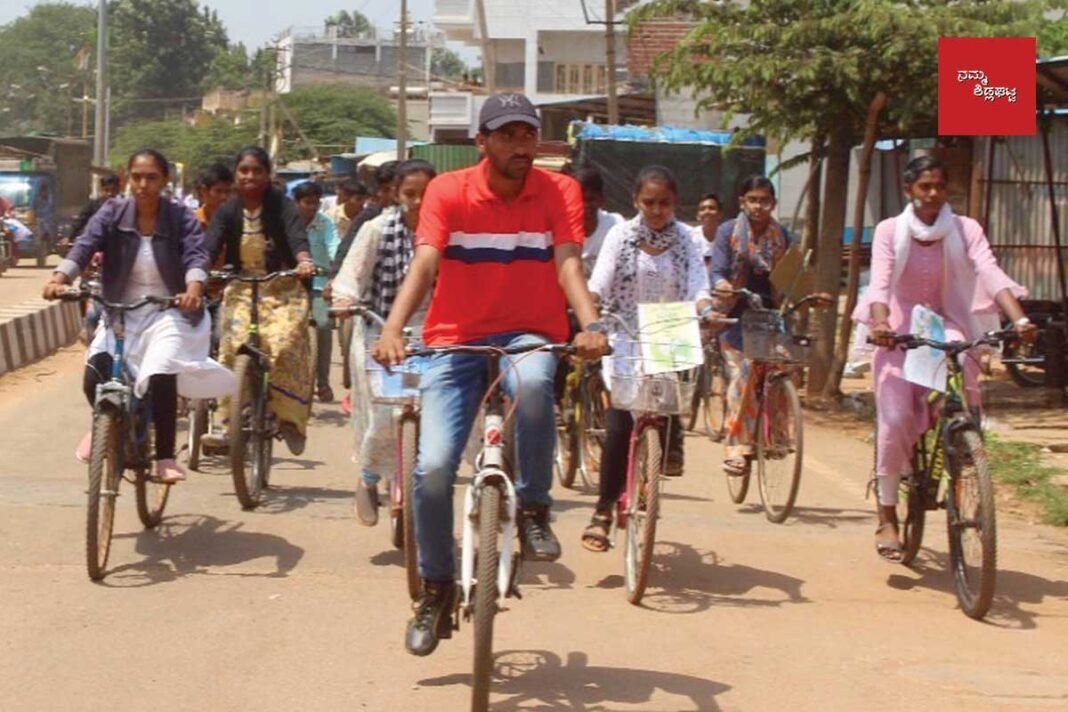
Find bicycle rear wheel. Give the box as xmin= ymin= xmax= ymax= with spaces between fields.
xmin=946 ymin=428 xmax=997 ymax=619
xmin=230 ymin=354 xmax=265 ymax=510
xmin=186 ymin=399 xmax=208 ymax=471
xmin=686 ymin=364 xmax=709 ymax=432
xmin=339 ymin=318 xmax=354 ymax=390
xmin=86 ymin=411 xmax=121 ymax=581
xmin=704 ymin=357 xmax=728 ymax=442
xmin=756 ymin=376 xmax=803 ymax=523
xmin=558 ymin=398 xmax=581 ymax=489
xmin=472 ymin=483 xmax=501 ymax=711
xmin=624 ymin=425 xmax=661 ymax=605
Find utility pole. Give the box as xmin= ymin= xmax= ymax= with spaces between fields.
xmin=92 ymin=0 xmax=108 ymax=180
xmin=475 ymin=0 xmax=494 ymax=92
xmin=396 ymin=0 xmax=408 ymax=160
xmin=604 ymin=0 xmax=619 ymax=125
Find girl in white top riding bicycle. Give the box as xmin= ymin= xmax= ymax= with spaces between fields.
xmin=582 ymin=165 xmax=713 ymax=552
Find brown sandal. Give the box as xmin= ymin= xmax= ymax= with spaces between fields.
xmin=581 ymin=511 xmax=613 ymax=553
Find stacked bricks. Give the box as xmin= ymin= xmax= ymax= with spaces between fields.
xmin=0 ymin=299 xmax=82 ymax=376
xmin=627 ymin=20 xmax=696 ymax=77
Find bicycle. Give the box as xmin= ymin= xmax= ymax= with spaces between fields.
xmin=555 ymin=358 xmax=609 ymax=490
xmin=59 ymin=288 xmax=181 ymax=580
xmin=330 ymin=304 xmax=423 ymax=601
xmin=875 ymin=327 xmax=1014 ymax=620
xmin=185 ymin=292 xmax=223 ymax=471
xmin=403 ymin=340 xmax=573 ymax=712
xmin=687 ymin=337 xmax=728 ymax=440
xmin=600 ymin=309 xmax=711 ymax=605
xmin=214 ymin=267 xmax=311 ymax=510
xmin=715 ymin=288 xmax=829 ymax=522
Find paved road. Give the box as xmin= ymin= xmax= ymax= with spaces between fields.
xmin=0 ymin=257 xmax=60 ymax=306
xmin=2 ymin=348 xmax=1067 ymax=711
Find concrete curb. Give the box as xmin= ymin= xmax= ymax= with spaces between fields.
xmin=0 ymin=299 xmax=81 ymax=376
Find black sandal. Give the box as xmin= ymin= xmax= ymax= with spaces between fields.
xmin=581 ymin=512 xmax=613 ymax=553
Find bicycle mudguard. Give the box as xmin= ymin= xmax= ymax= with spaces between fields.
xmin=460 ymin=467 xmax=518 ymax=613
xmin=93 ymin=381 xmax=129 ymax=412
xmin=237 ymin=342 xmax=271 ymax=370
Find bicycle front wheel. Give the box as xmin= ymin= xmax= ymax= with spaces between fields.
xmin=472 ymin=483 xmax=501 ymax=711
xmin=340 ymin=318 xmax=354 ymax=390
xmin=704 ymin=357 xmax=728 ymax=442
xmin=87 ymin=411 xmax=121 ymax=581
xmin=624 ymin=425 xmax=661 ymax=605
xmin=756 ymin=376 xmax=803 ymax=523
xmin=558 ymin=399 xmax=581 ymax=489
xmin=399 ymin=416 xmax=420 ymax=601
xmin=186 ymin=398 xmax=208 ymax=471
xmin=946 ymin=428 xmax=997 ymax=619
xmin=230 ymin=354 xmax=264 ymax=510
xmin=582 ymin=372 xmax=608 ymax=489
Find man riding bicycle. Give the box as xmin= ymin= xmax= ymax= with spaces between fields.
xmin=373 ymin=93 xmax=608 ymax=657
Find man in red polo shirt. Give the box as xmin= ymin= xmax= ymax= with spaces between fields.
xmin=374 ymin=93 xmax=608 ymax=656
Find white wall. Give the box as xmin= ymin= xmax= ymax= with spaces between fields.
xmin=538 ymin=30 xmax=625 ymax=65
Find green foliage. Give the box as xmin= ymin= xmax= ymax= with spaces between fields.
xmin=633 ymin=0 xmax=1053 ymax=147
xmin=431 ymin=48 xmax=469 ymax=81
xmin=986 ymin=436 xmax=1068 ymax=527
xmin=110 ymin=115 xmax=257 ymax=180
xmin=204 ymin=43 xmax=259 ymax=91
xmin=279 ymin=85 xmax=396 ymax=160
xmin=324 ymin=9 xmax=376 ymax=39
xmin=0 ymin=3 xmax=97 ymax=135
xmin=109 ymin=0 xmax=229 ymax=122
xmin=1039 ymin=1 xmax=1068 ymax=57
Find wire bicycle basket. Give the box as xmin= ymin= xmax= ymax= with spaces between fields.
xmin=741 ymin=310 xmax=813 ymax=364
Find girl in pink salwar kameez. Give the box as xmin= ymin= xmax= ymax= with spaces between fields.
xmin=852 ymin=155 xmax=1036 ymax=561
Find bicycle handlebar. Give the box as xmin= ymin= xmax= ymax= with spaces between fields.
xmin=600 ymin=310 xmax=736 ymax=340
xmin=58 ymin=288 xmax=176 ymax=312
xmin=887 ymin=327 xmax=1018 ymax=355
xmin=327 ymin=304 xmax=387 ymax=327
xmin=405 ymin=342 xmax=576 ymax=359
xmin=711 ymin=287 xmax=833 ymax=317
xmin=209 ymin=265 xmax=326 ymax=284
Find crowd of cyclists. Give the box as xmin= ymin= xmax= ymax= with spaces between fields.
xmin=42 ymin=91 xmax=1037 ymax=655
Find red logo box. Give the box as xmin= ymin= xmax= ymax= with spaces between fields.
xmin=938 ymin=37 xmax=1035 ymax=136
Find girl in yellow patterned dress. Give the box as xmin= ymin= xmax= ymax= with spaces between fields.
xmin=205 ymin=146 xmax=317 ymax=455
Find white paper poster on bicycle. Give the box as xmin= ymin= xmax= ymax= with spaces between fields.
xmin=904 ymin=304 xmax=948 ymax=391
xmin=636 ymin=301 xmax=703 ymax=374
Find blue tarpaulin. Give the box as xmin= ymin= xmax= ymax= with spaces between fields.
xmin=572 ymin=122 xmax=765 ymax=148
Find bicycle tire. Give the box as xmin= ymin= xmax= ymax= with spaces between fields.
xmin=86 ymin=411 xmax=121 ymax=581
xmin=704 ymin=359 xmax=728 ymax=442
xmin=1002 ymin=338 xmax=1045 ymax=389
xmin=340 ymin=318 xmax=354 ymax=390
xmin=471 ymin=483 xmax=501 ymax=711
xmin=686 ymin=364 xmax=708 ymax=432
xmin=230 ymin=354 xmax=263 ymax=510
xmin=726 ymin=466 xmax=751 ymax=504
xmin=401 ymin=417 xmax=420 ymax=601
xmin=946 ymin=428 xmax=997 ymax=620
xmin=582 ymin=372 xmax=608 ymax=488
xmin=756 ymin=377 xmax=803 ymax=523
xmin=624 ymin=425 xmax=661 ymax=605
xmin=559 ymin=399 xmax=581 ymax=489
xmin=897 ymin=440 xmax=928 ymax=565
xmin=186 ymin=399 xmax=208 ymax=471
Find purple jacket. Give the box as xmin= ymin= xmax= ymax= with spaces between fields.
xmin=57 ymin=197 xmax=209 ymax=324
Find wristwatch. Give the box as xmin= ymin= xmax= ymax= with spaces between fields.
xmin=585 ymin=321 xmax=608 ymax=334
xmin=1015 ymin=317 xmax=1033 ymax=328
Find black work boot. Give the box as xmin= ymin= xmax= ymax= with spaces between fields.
xmin=519 ymin=506 xmax=562 ymax=562
xmin=405 ymin=579 xmax=456 ymax=657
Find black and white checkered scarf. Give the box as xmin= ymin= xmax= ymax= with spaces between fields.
xmin=369 ymin=208 xmax=414 ymax=317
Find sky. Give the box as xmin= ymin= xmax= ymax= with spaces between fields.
xmin=0 ymin=0 xmax=474 ymax=55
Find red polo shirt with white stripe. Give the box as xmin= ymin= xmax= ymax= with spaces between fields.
xmin=416 ymin=159 xmax=584 ymax=345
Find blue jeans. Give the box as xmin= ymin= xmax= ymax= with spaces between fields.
xmin=414 ymin=332 xmax=557 ymax=582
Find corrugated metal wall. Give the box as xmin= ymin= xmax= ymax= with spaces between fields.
xmin=409 ymin=144 xmax=480 ymax=174
xmin=979 ymin=120 xmax=1068 ymax=301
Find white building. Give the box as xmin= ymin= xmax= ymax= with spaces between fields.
xmin=429 ymin=0 xmax=631 ymax=141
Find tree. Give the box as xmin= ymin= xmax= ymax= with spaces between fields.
xmin=635 ymin=0 xmax=1052 ymax=397
xmin=431 ymin=48 xmax=469 ymax=81
xmin=0 ymin=3 xmax=97 ymax=136
xmin=109 ymin=0 xmax=229 ymax=122
xmin=324 ymin=10 xmax=376 ymax=39
xmin=276 ymin=85 xmax=396 ymax=162
xmin=110 ymin=115 xmax=257 ymax=179
xmin=204 ymin=43 xmax=258 ymax=91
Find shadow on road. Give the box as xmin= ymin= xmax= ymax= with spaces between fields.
xmin=886 ymin=550 xmax=1068 ymax=630
xmin=254 ymin=484 xmax=353 ymax=514
xmin=763 ymin=505 xmax=873 ymax=529
xmin=311 ymin=408 xmax=349 ymax=428
xmin=593 ymin=541 xmax=809 ymax=614
xmin=419 ymin=649 xmax=729 ymax=711
xmin=104 ymin=514 xmax=304 ymax=586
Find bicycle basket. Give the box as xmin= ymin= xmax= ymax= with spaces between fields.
xmin=364 ymin=351 xmax=424 ymax=405
xmin=742 ymin=310 xmax=813 ymax=364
